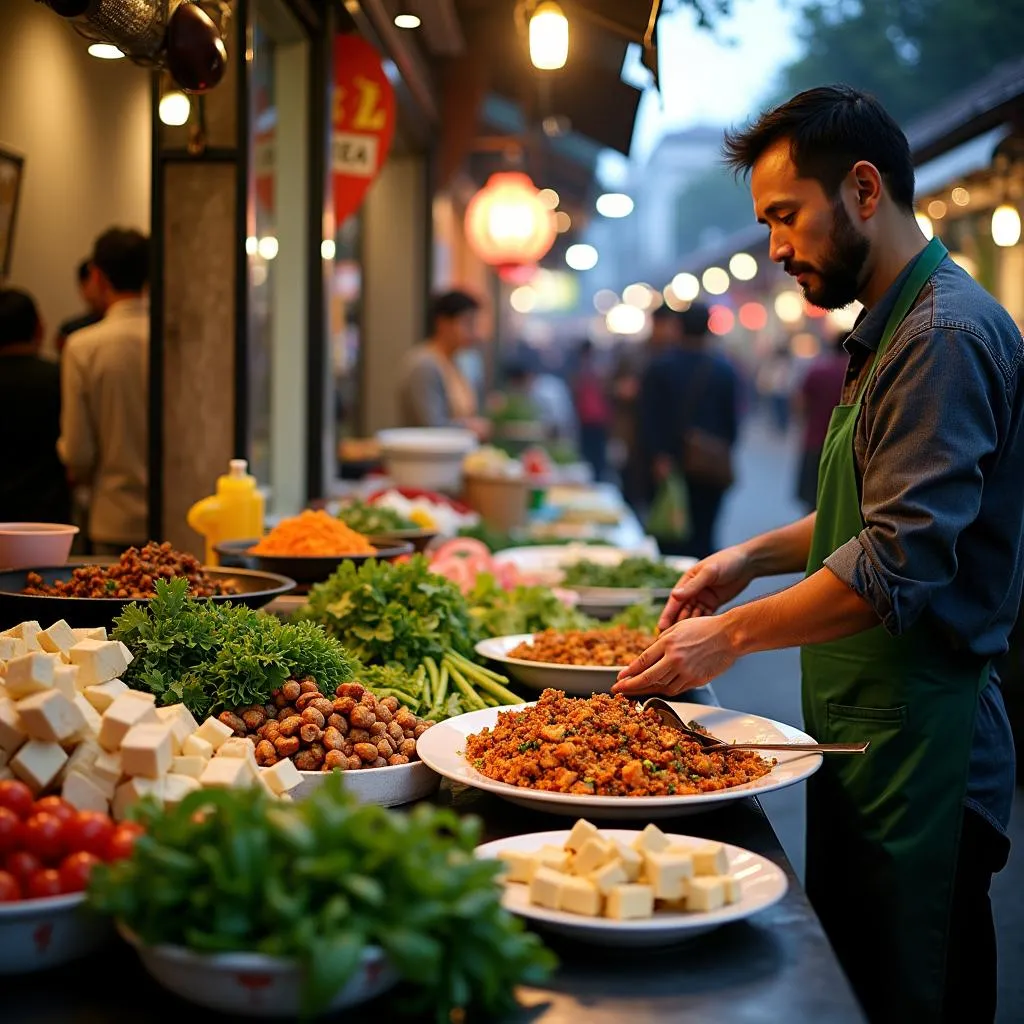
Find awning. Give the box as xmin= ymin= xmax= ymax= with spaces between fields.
xmin=914 ymin=126 xmax=1010 ymax=197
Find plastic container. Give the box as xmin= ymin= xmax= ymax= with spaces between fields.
xmin=376 ymin=428 xmax=478 ymax=493
xmin=186 ymin=460 xmax=265 ymax=566
xmin=0 ymin=523 xmax=79 ymax=570
xmin=462 ymin=473 xmax=530 ymax=534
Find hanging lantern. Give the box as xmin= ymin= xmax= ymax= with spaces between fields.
xmin=464 ymin=172 xmax=557 ymax=270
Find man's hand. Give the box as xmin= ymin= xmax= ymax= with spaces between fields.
xmin=612 ymin=616 xmax=738 ymax=696
xmin=659 ymin=545 xmax=754 ymax=630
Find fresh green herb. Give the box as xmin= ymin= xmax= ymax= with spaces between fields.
xmin=518 ymin=740 xmax=540 ymax=753
xmin=335 ymin=500 xmax=416 ymax=536
xmin=607 ymin=602 xmax=662 ymax=633
xmin=467 ymin=573 xmax=594 ymax=636
xmin=87 ymin=777 xmax=555 ymax=1020
xmin=667 ymin=784 xmax=677 ymax=794
xmin=562 ymin=557 xmax=681 ymax=590
xmin=112 ymin=578 xmax=353 ymax=719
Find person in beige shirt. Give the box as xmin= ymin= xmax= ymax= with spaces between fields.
xmin=58 ymin=228 xmax=150 ymax=552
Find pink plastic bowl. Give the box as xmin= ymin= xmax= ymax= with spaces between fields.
xmin=0 ymin=523 xmax=79 ymax=570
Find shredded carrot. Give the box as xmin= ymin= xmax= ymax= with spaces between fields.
xmin=250 ymin=509 xmax=377 ymax=557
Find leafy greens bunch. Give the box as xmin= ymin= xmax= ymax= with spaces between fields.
xmin=112 ymin=577 xmax=353 ymax=720
xmin=467 ymin=574 xmax=594 ymax=637
xmin=87 ymin=777 xmax=555 ymax=1020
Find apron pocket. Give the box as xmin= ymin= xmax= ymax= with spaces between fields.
xmin=827 ymin=702 xmax=907 ymax=726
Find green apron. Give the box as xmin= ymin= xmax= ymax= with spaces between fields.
xmin=800 ymin=237 xmax=989 ymax=1023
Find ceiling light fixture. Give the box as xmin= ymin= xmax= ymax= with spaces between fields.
xmin=595 ymin=193 xmax=634 ymax=218
xmin=394 ymin=14 xmax=421 ymax=29
xmin=87 ymin=43 xmax=124 ymax=59
xmin=158 ymin=89 xmax=191 ymax=126
xmin=991 ymin=204 xmax=1021 ymax=248
xmin=529 ymin=2 xmax=569 ymax=70
xmin=565 ymin=243 xmax=598 ymax=271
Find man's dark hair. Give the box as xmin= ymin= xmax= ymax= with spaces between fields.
xmin=722 ymin=85 xmax=915 ymax=212
xmin=430 ymin=290 xmax=479 ymax=332
xmin=91 ymin=228 xmax=150 ymax=292
xmin=0 ymin=289 xmax=41 ymax=348
xmin=680 ymin=301 xmax=711 ymax=338
xmin=76 ymin=259 xmax=91 ymax=284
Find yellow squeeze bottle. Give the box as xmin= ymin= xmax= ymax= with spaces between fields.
xmin=186 ymin=459 xmax=265 ymax=565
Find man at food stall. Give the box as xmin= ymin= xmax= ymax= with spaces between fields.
xmin=614 ymin=86 xmax=1019 ymax=1024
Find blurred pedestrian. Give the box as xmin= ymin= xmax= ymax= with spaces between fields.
xmin=54 ymin=259 xmax=104 ymax=356
xmin=573 ymin=340 xmax=611 ymax=481
xmin=0 ymin=289 xmax=72 ymax=525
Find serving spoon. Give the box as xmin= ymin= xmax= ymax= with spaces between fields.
xmin=640 ymin=697 xmax=869 ymax=754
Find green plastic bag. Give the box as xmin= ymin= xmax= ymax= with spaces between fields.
xmin=646 ymin=470 xmax=692 ymax=542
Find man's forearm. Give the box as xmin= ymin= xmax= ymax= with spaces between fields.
xmin=723 ymin=565 xmax=880 ymax=656
xmin=738 ymin=513 xmax=817 ymax=578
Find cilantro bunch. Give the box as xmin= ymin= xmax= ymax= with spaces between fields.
xmin=112 ymin=578 xmax=353 ymax=719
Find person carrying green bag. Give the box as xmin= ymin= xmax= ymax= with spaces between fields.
xmin=614 ymin=86 xmax=1018 ymax=1024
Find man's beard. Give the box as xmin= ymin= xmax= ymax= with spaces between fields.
xmin=787 ymin=200 xmax=870 ymax=310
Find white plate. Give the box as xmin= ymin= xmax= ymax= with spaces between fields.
xmin=0 ymin=892 xmax=111 ymax=975
xmin=415 ymin=702 xmax=823 ymax=819
xmin=292 ymin=758 xmax=440 ymax=806
xmin=475 ymin=634 xmax=628 ymax=695
xmin=474 ymin=829 xmax=788 ymax=946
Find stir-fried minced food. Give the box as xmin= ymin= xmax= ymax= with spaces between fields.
xmin=463 ymin=689 xmax=775 ymax=797
xmin=508 ymin=627 xmax=655 ymax=667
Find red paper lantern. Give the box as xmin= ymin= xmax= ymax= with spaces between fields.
xmin=464 ymin=172 xmax=557 ymax=270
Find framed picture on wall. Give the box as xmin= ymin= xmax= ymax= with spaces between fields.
xmin=0 ymin=147 xmax=25 ymax=284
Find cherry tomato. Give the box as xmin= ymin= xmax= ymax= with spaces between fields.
xmin=58 ymin=851 xmax=101 ymax=893
xmin=32 ymin=796 xmax=77 ymax=825
xmin=0 ymin=806 xmax=20 ymax=855
xmin=0 ymin=780 xmax=34 ymax=820
xmin=26 ymin=868 xmax=63 ymax=900
xmin=5 ymin=850 xmax=42 ymax=886
xmin=106 ymin=823 xmax=143 ymax=862
xmin=0 ymin=870 xmax=20 ymax=902
xmin=66 ymin=811 xmax=116 ymax=858
xmin=20 ymin=813 xmax=66 ymax=864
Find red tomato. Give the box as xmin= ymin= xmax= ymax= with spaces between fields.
xmin=66 ymin=811 xmax=116 ymax=858
xmin=26 ymin=868 xmax=63 ymax=900
xmin=20 ymin=813 xmax=66 ymax=864
xmin=0 ymin=870 xmax=20 ymax=902
xmin=5 ymin=850 xmax=42 ymax=886
xmin=32 ymin=796 xmax=77 ymax=825
xmin=0 ymin=780 xmax=34 ymax=820
xmin=58 ymin=851 xmax=101 ymax=893
xmin=0 ymin=806 xmax=20 ymax=855
xmin=106 ymin=824 xmax=143 ymax=862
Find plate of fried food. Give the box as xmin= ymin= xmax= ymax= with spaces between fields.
xmin=475 ymin=628 xmax=658 ymax=695
xmin=415 ymin=689 xmax=822 ymax=818
xmin=475 ymin=820 xmax=787 ymax=945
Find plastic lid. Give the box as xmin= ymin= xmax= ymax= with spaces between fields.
xmin=229 ymin=459 xmax=248 ymax=477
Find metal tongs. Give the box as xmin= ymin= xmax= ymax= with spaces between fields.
xmin=640 ymin=697 xmax=869 ymax=754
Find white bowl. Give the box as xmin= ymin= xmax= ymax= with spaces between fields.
xmin=292 ymin=759 xmax=440 ymax=806
xmin=376 ymin=428 xmax=478 ymax=492
xmin=476 ymin=634 xmax=626 ymax=695
xmin=0 ymin=523 xmax=79 ymax=570
xmin=119 ymin=924 xmax=396 ymax=1016
xmin=0 ymin=892 xmax=111 ymax=974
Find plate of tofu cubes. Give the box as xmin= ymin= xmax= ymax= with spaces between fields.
xmin=475 ymin=819 xmax=787 ymax=946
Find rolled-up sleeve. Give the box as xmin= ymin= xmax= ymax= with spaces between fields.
xmin=823 ymin=326 xmax=1004 ymax=635
xmin=57 ymin=345 xmax=97 ymax=480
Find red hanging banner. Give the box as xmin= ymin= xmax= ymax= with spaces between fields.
xmin=332 ymin=34 xmax=396 ymax=223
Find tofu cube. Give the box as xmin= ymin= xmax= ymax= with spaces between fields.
xmin=91 ymin=750 xmax=123 ymax=789
xmin=574 ymin=837 xmax=615 ymax=877
xmin=72 ymin=627 xmax=107 ymax=642
xmin=68 ymin=639 xmax=129 ymax=687
xmin=605 ymin=884 xmax=655 ymax=920
xmin=199 ymin=756 xmax=255 ymax=789
xmin=259 ymin=757 xmax=302 ymax=796
xmin=633 ymin=823 xmax=671 ymax=855
xmin=122 ymin=690 xmax=156 ymax=705
xmin=112 ymin=776 xmax=164 ymax=821
xmin=62 ymin=771 xmax=111 ymax=813
xmin=163 ymin=772 xmax=201 ymax=808
xmin=181 ymin=733 xmax=213 ymax=760
xmin=565 ymin=818 xmax=600 ymax=852
xmin=116 ymin=641 xmax=134 ymax=667
xmin=590 ymin=859 xmax=629 ymax=895
xmin=686 ymin=876 xmax=726 ymax=912
xmin=528 ymin=866 xmax=567 ymax=910
xmin=72 ymin=694 xmax=103 ymax=738
xmin=611 ymin=841 xmax=644 ymax=882
xmin=720 ymin=875 xmax=742 ymax=905
xmin=497 ymin=849 xmax=539 ymax=884
xmin=63 ymin=737 xmax=102 ymax=775
xmin=194 ymin=717 xmax=233 ymax=751
xmin=535 ymin=844 xmax=572 ymax=873
xmin=643 ymin=849 xmax=694 ymax=901
xmin=52 ymin=665 xmax=80 ymax=700
xmin=83 ymin=679 xmax=128 ymax=713
xmin=98 ymin=694 xmax=159 ymax=752
xmin=120 ymin=723 xmax=173 ymax=779
xmin=10 ymin=740 xmax=68 ymax=794
xmin=155 ymin=705 xmax=199 ymax=754
xmin=4 ymin=622 xmax=42 ymax=650
xmin=0 ymin=697 xmax=26 ymax=752
xmin=692 ymin=842 xmax=729 ymax=877
xmin=16 ymin=689 xmax=87 ymax=744
xmin=0 ymin=636 xmax=27 ymax=663
xmin=170 ymin=755 xmax=207 ymax=779
xmin=216 ymin=737 xmax=255 ymax=759
xmin=3 ymin=652 xmax=55 ymax=699
xmin=38 ymin=620 xmax=77 ymax=658
xmin=559 ymin=876 xmax=602 ymax=917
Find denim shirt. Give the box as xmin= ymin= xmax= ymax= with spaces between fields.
xmin=823 ymin=252 xmax=1022 ymax=836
